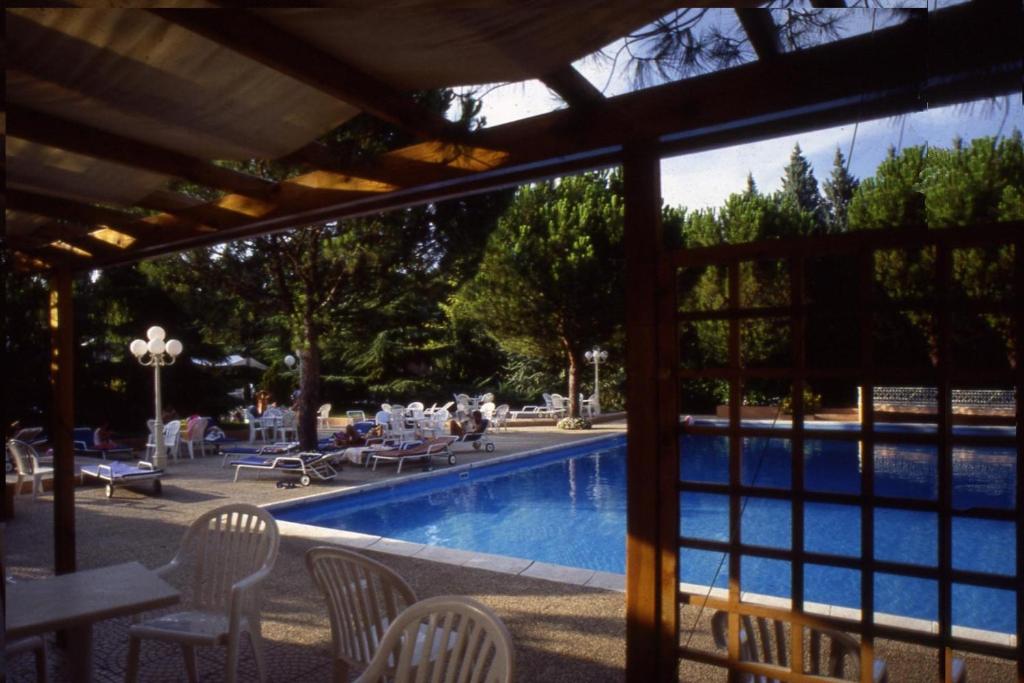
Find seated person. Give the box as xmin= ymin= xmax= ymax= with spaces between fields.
xmin=332 ymin=424 xmax=367 ymax=447
xmin=450 ymin=410 xmax=485 ymax=437
xmin=94 ymin=421 xmax=120 ymax=450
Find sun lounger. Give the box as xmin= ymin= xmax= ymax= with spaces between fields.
xmin=80 ymin=461 xmax=164 ymax=497
xmin=370 ymin=437 xmax=458 ymax=473
xmin=219 ymin=441 xmax=299 ymax=467
xmin=452 ymin=419 xmax=495 ymax=453
xmin=230 ymin=451 xmax=339 ymax=486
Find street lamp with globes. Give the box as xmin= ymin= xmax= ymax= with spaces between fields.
xmin=130 ymin=326 xmax=183 ymax=468
xmin=584 ymin=347 xmax=608 ymax=416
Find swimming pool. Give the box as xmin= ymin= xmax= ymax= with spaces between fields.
xmin=273 ymin=430 xmax=1017 ymax=635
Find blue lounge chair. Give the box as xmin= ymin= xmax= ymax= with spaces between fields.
xmin=80 ymin=461 xmax=164 ymax=497
xmin=219 ymin=441 xmax=299 ymax=468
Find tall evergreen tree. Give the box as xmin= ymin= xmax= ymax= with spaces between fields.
xmin=821 ymin=147 xmax=859 ymax=234
xmin=779 ymin=143 xmax=824 ymax=232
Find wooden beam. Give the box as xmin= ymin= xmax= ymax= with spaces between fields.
xmin=540 ymin=65 xmax=605 ymax=108
xmin=623 ymin=142 xmax=673 ymax=681
xmin=49 ymin=269 xmax=76 ymax=575
xmin=7 ymin=189 xmax=146 ymax=237
xmin=6 ymin=104 xmax=277 ymax=200
xmin=151 ymin=9 xmax=462 ymax=142
xmin=7 ymin=188 xmax=207 ymax=242
xmin=735 ymin=8 xmax=782 ymax=60
xmin=283 ymin=141 xmax=475 ymax=187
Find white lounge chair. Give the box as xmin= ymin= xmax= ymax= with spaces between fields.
xmin=126 ymin=504 xmax=279 ymax=683
xmin=370 ymin=437 xmax=457 ymax=473
xmin=230 ymin=451 xmax=339 ymax=486
xmin=353 ymin=595 xmax=515 ymax=683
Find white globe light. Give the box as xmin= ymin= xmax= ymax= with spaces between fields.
xmin=146 ymin=326 xmax=166 ymax=342
xmin=585 ymin=350 xmax=594 ymax=361
xmin=165 ymin=339 xmax=183 ymax=357
xmin=284 ymin=354 xmax=296 ymax=368
xmin=599 ymin=351 xmax=608 ymax=361
xmin=148 ymin=338 xmax=166 ymax=355
xmin=130 ymin=339 xmax=147 ymax=357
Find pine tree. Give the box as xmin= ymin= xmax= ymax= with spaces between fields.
xmin=779 ymin=143 xmax=824 ymax=233
xmin=822 ymin=147 xmax=859 ymax=234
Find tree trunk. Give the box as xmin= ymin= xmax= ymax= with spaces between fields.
xmin=297 ymin=313 xmax=321 ymax=450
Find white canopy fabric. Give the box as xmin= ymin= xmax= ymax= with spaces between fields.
xmin=191 ymin=355 xmax=268 ymax=370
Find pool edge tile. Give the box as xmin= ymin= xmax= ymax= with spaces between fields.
xmin=368 ymin=537 xmax=426 ymax=557
xmin=413 ymin=545 xmax=480 ymax=566
xmin=585 ymin=571 xmax=626 ymax=592
xmin=462 ymin=552 xmax=534 ymax=575
xmin=521 ymin=562 xmax=596 ymax=586
xmin=277 ymin=520 xmax=381 ymax=548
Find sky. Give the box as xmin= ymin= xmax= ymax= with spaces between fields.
xmin=460 ymin=5 xmax=1021 ymax=212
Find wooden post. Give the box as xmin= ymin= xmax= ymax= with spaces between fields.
xmin=623 ymin=142 xmax=677 ymax=681
xmin=49 ymin=269 xmax=76 ymax=575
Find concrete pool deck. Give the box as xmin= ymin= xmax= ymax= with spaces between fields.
xmin=4 ymin=420 xmax=1017 ymax=681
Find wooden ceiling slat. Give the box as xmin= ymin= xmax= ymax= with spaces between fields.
xmin=283 ymin=141 xmax=475 ymax=186
xmin=150 ymin=8 xmax=462 ymax=143
xmin=7 ymin=189 xmax=147 ymax=237
xmin=541 ymin=65 xmax=605 ymax=108
xmin=6 ymin=104 xmax=277 ymax=200
xmin=735 ymin=9 xmax=782 ymax=60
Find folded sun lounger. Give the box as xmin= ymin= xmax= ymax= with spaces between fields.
xmin=80 ymin=461 xmax=164 ymax=497
xmin=230 ymin=451 xmax=339 ymax=486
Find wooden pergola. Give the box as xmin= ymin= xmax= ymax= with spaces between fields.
xmin=4 ymin=4 xmax=1021 ymax=681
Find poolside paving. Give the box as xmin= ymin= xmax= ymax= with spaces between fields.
xmin=4 ymin=420 xmax=1017 ymax=681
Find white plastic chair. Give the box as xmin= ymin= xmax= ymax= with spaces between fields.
xmin=145 ymin=421 xmax=181 ymax=461
xmin=346 ymin=409 xmax=367 ymax=423
xmin=245 ymin=407 xmax=267 ymax=443
xmin=710 ymin=610 xmax=896 ymax=683
xmin=579 ymin=393 xmax=599 ymax=418
xmin=183 ymin=416 xmax=209 ymax=459
xmin=317 ymin=403 xmax=332 ymax=430
xmin=274 ymin=410 xmax=298 ymax=442
xmin=126 ymin=504 xmax=280 ymax=683
xmin=353 ymin=595 xmax=515 ymax=683
xmin=305 ymin=545 xmax=417 ymax=682
xmin=6 ymin=439 xmax=54 ymax=501
xmin=492 ymin=404 xmax=511 ymax=432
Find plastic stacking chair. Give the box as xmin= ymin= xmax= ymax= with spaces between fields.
xmin=317 ymin=403 xmax=333 ymax=430
xmin=6 ymin=439 xmax=55 ymax=501
xmin=306 ymin=546 xmax=418 ymax=682
xmin=711 ymin=610 xmax=892 ymax=683
xmin=126 ymin=504 xmax=280 ymax=683
xmin=352 ymin=595 xmax=515 ymax=683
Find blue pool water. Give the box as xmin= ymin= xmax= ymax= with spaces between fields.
xmin=274 ymin=432 xmax=1017 ymax=634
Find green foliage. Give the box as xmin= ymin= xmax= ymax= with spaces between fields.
xmin=779 ymin=143 xmax=825 ymax=231
xmin=454 ymin=171 xmax=626 ymax=415
xmin=822 ymin=147 xmax=859 ymax=233
xmin=779 ymin=388 xmax=823 ymax=415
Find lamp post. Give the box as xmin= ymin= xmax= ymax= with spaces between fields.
xmin=584 ymin=347 xmax=608 ymax=416
xmin=130 ymin=326 xmax=183 ymax=468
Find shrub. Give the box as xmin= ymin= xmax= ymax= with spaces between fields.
xmin=557 ymin=417 xmax=592 ymax=430
xmin=779 ymin=387 xmax=823 ymax=415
